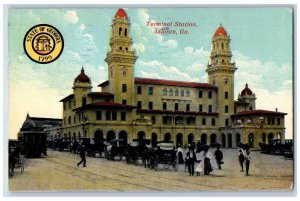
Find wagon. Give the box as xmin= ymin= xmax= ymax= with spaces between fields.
xmin=125 ymin=139 xmax=150 ymax=165
xmin=153 ymin=142 xmax=178 ymax=171
xmin=105 ymin=139 xmax=126 ymax=160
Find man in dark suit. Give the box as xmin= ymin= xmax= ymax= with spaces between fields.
xmin=186 ymin=145 xmax=197 ymax=176
xmin=77 ymin=145 xmax=86 ymax=167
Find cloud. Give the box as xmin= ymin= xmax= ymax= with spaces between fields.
xmin=63 ymin=11 xmax=79 ymax=24
xmin=132 ymin=43 xmax=145 ymax=53
xmin=79 ymin=23 xmax=86 ymax=31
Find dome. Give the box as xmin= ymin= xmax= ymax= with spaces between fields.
xmin=213 ymin=25 xmax=228 ymax=38
xmin=241 ymin=83 xmax=253 ymax=96
xmin=74 ymin=67 xmax=90 ymax=83
xmin=115 ymin=8 xmax=127 ymax=19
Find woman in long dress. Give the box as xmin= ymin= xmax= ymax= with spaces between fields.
xmin=203 ymin=148 xmax=213 ymax=175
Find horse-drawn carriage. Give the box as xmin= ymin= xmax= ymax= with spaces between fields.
xmin=125 ymin=139 xmax=150 ymax=165
xmin=259 ymin=139 xmax=285 ymax=155
xmin=143 ymin=141 xmax=178 ymax=171
xmin=105 ymin=139 xmax=126 ymax=160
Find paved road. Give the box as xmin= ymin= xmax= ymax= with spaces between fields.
xmin=8 ymin=149 xmax=293 ymax=192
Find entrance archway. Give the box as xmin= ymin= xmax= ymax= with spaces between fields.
xmin=94 ymin=130 xmax=104 ymax=145
xmin=137 ymin=131 xmax=145 ymax=140
xmin=227 ymin=133 xmax=232 ymax=148
xmin=119 ymin=131 xmax=128 ymax=144
xmin=201 ymin=134 xmax=207 ymax=145
xmin=236 ymin=133 xmax=241 ymax=145
xmin=164 ymin=133 xmax=171 ymax=142
xmin=107 ymin=130 xmax=115 ymax=142
xmin=152 ymin=133 xmax=157 ymax=147
xmin=210 ymin=134 xmax=217 ymax=145
xmin=268 ymin=133 xmax=274 ymax=143
xmin=248 ymin=133 xmax=254 ymax=148
xmin=221 ymin=133 xmax=226 ymax=148
xmin=176 ymin=133 xmax=183 ymax=147
xmin=188 ymin=133 xmax=194 ymax=145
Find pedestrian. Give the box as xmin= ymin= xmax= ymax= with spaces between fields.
xmin=203 ymin=147 xmax=213 ymax=175
xmin=214 ymin=146 xmax=223 ymax=170
xmin=195 ymin=150 xmax=204 ymax=176
xmin=244 ymin=150 xmax=251 ymax=176
xmin=77 ymin=145 xmax=86 ymax=167
xmin=176 ymin=145 xmax=184 ymax=164
xmin=238 ymin=149 xmax=245 ymax=172
xmin=186 ymin=145 xmax=197 ymax=176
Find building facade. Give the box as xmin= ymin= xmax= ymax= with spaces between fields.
xmin=58 ymin=8 xmax=286 ymax=149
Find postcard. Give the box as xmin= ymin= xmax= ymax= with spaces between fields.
xmin=6 ymin=6 xmax=294 ymax=193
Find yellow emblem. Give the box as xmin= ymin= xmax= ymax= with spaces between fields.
xmin=23 ymin=24 xmax=64 ymax=64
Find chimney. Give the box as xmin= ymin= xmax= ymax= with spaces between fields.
xmin=275 ymin=108 xmax=278 ymax=112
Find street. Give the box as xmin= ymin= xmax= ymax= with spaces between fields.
xmin=8 ymin=149 xmax=293 ymax=192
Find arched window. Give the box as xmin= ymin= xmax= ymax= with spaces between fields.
xmin=180 ymin=90 xmax=184 ymax=97
xmin=221 ymin=42 xmax=224 ymax=50
xmin=175 ymin=89 xmax=179 ymax=96
xmin=124 ymin=28 xmax=127 ymax=37
xmin=169 ymin=89 xmax=173 ymax=96
xmin=119 ymin=27 xmax=122 ymax=36
xmin=162 ymin=88 xmax=167 ymax=96
xmin=186 ymin=90 xmax=190 ymax=97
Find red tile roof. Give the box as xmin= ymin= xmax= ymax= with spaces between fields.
xmin=75 ymin=67 xmax=90 ymax=83
xmin=59 ymin=94 xmax=74 ymax=102
xmin=73 ymin=102 xmax=136 ymax=111
xmin=241 ymin=83 xmax=253 ymax=96
xmin=135 ymin=78 xmax=217 ymax=89
xmin=231 ymin=109 xmax=287 ymax=117
xmin=137 ymin=109 xmax=219 ymax=116
xmin=214 ymin=25 xmax=228 ymax=38
xmin=115 ymin=8 xmax=127 ymax=19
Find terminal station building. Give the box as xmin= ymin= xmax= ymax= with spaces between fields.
xmin=58 ymin=8 xmax=287 ymax=149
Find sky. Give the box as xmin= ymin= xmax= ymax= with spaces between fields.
xmin=7 ymin=7 xmax=293 ymax=139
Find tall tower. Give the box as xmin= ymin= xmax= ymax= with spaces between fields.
xmin=206 ymin=25 xmax=237 ymax=126
xmin=73 ymin=67 xmax=92 ymax=107
xmin=105 ymin=8 xmax=138 ymax=105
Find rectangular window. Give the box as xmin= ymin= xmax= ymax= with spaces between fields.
xmin=199 ymin=91 xmax=203 ymax=98
xmin=202 ymin=118 xmax=206 ymax=125
xmin=212 ymin=118 xmax=215 ymax=126
xmin=225 ymin=105 xmax=228 ymax=113
xmin=148 ymin=101 xmax=153 ymax=110
xmin=121 ymin=112 xmax=126 ymax=121
xmin=148 ymin=86 xmax=153 ymax=95
xmin=122 ymin=84 xmax=127 ymax=92
xmin=186 ymin=104 xmax=190 ymax=112
xmin=187 ymin=117 xmax=195 ymax=125
xmin=122 ymin=99 xmax=127 ymax=105
xmin=175 ymin=103 xmax=179 ymax=111
xmin=199 ymin=104 xmax=203 ymax=112
xmin=68 ymin=100 xmax=71 ymax=109
xmin=208 ymin=105 xmax=212 ymax=113
xmin=106 ymin=111 xmax=111 ymax=120
xmin=208 ymin=91 xmax=212 ymax=99
xmin=277 ymin=118 xmax=280 ymax=125
xmin=137 ymin=101 xmax=142 ymax=109
xmin=271 ymin=118 xmax=275 ymax=125
xmin=224 ymin=92 xmax=228 ymax=99
xmin=96 ymin=111 xmax=102 ymax=120
xmin=268 ymin=117 xmax=271 ymax=125
xmin=163 ymin=116 xmax=172 ymax=125
xmin=137 ymin=86 xmax=142 ymax=94
xmin=225 ymin=119 xmax=229 ymax=126
xmin=151 ymin=116 xmax=156 ymax=124
xmin=112 ymin=111 xmax=117 ymax=121
xmin=163 ymin=102 xmax=167 ymax=110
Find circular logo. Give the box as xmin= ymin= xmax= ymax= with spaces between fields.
xmin=23 ymin=24 xmax=64 ymax=64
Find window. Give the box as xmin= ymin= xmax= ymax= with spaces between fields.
xmin=148 ymin=102 xmax=153 ymax=110
xmin=151 ymin=116 xmax=156 ymax=124
xmin=199 ymin=91 xmax=203 ymax=98
xmin=212 ymin=118 xmax=215 ymax=126
xmin=74 ymin=115 xmax=76 ymax=124
xmin=186 ymin=104 xmax=190 ymax=112
xmin=268 ymin=117 xmax=271 ymax=125
xmin=121 ymin=112 xmax=126 ymax=121
xmin=208 ymin=91 xmax=212 ymax=99
xmin=137 ymin=101 xmax=142 ymax=109
xmin=106 ymin=111 xmax=111 ymax=120
xmin=112 ymin=111 xmax=117 ymax=121
xmin=277 ymin=118 xmax=280 ymax=125
xmin=180 ymin=90 xmax=184 ymax=97
xmin=124 ymin=28 xmax=127 ymax=37
xmin=199 ymin=104 xmax=203 ymax=112
xmin=148 ymin=86 xmax=153 ymax=95
xmin=187 ymin=117 xmax=195 ymax=125
xmin=175 ymin=89 xmax=179 ymax=96
xmin=68 ymin=101 xmax=71 ymax=109
xmin=82 ymin=97 xmax=86 ymax=106
xmin=169 ymin=89 xmax=173 ymax=96
xmin=137 ymin=86 xmax=142 ymax=94
xmin=122 ymin=99 xmax=127 ymax=105
xmin=63 ymin=102 xmax=66 ymax=110
xmin=202 ymin=118 xmax=206 ymax=125
xmin=225 ymin=105 xmax=228 ymax=113
xmin=163 ymin=102 xmax=167 ymax=110
xmin=163 ymin=116 xmax=172 ymax=125
xmin=78 ymin=113 xmax=81 ymax=122
xmin=208 ymin=105 xmax=212 ymax=113
xmin=271 ymin=118 xmax=275 ymax=125
xmin=224 ymin=92 xmax=228 ymax=99
xmin=175 ymin=103 xmax=178 ymax=111
xmin=96 ymin=111 xmax=102 ymax=120
xmin=68 ymin=116 xmax=71 ymax=125
xmin=119 ymin=27 xmax=122 ymax=35
xmin=122 ymin=84 xmax=127 ymax=92
xmin=186 ymin=90 xmax=190 ymax=97
xmin=225 ymin=119 xmax=229 ymax=126
xmin=162 ymin=88 xmax=167 ymax=96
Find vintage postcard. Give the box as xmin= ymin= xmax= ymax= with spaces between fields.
xmin=6 ymin=6 xmax=294 ymax=193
